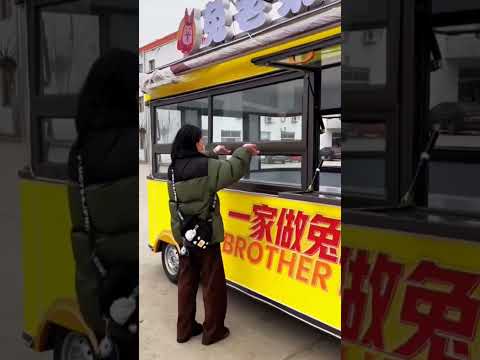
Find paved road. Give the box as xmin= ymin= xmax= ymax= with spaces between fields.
xmin=139 ymin=164 xmax=339 ymax=360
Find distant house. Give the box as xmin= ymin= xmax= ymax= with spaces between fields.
xmin=0 ymin=0 xmax=19 ymax=139
xmin=139 ymin=32 xmax=179 ymax=162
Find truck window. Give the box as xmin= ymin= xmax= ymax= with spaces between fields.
xmin=212 ymin=79 xmax=304 ymax=188
xmin=427 ymin=2 xmax=480 ymax=214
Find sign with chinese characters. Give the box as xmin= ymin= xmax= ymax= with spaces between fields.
xmin=342 ymin=226 xmax=480 ymax=360
xmin=224 ymin=206 xmax=340 ymax=289
xmin=176 ymin=0 xmax=327 ymax=56
xmin=219 ymin=190 xmax=341 ymax=332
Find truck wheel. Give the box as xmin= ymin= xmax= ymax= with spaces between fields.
xmin=54 ymin=332 xmax=95 ymax=360
xmin=54 ymin=331 xmax=119 ymax=360
xmin=162 ymin=243 xmax=179 ymax=284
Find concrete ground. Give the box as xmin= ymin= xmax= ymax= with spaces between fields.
xmin=139 ymin=164 xmax=339 ymax=360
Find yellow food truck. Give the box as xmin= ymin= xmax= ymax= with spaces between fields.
xmin=18 ymin=1 xmax=137 ymax=359
xmin=143 ymin=1 xmax=342 ymax=337
xmin=342 ymin=0 xmax=480 ymax=359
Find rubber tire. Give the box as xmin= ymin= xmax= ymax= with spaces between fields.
xmin=53 ymin=331 xmax=96 ymax=360
xmin=54 ymin=331 xmax=120 ymax=360
xmin=162 ymin=243 xmax=179 ymax=284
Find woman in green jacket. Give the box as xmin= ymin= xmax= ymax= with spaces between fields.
xmin=168 ymin=125 xmax=258 ymax=345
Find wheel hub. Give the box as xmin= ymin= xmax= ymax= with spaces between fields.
xmin=61 ymin=333 xmax=95 ymax=360
xmin=165 ymin=245 xmax=179 ymax=275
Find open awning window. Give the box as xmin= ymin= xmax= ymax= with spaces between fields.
xmin=252 ymin=38 xmax=341 ymax=72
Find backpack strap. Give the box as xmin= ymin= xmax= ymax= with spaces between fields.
xmin=170 ymin=167 xmax=185 ymax=223
xmin=77 ymin=154 xmax=107 ymax=278
xmin=170 ymin=166 xmax=216 ymax=222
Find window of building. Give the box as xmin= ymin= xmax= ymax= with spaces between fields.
xmin=149 ymin=59 xmax=155 ymax=72
xmin=139 ymin=96 xmax=144 ymax=113
xmin=260 ymin=131 xmax=271 ymax=140
xmin=139 ymin=63 xmax=144 ymax=73
xmin=221 ymin=130 xmax=242 ymax=142
xmin=281 ymin=131 xmax=295 ymax=140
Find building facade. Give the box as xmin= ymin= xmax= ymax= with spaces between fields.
xmin=0 ymin=0 xmax=22 ymax=140
xmin=139 ymin=32 xmax=179 ymax=162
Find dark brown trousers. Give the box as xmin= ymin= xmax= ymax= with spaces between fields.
xmin=177 ymin=244 xmax=228 ymax=344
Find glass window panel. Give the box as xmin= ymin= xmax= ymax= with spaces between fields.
xmin=322 ymin=66 xmax=341 ymax=110
xmin=156 ymin=153 xmax=172 ymax=175
xmin=342 ymin=121 xmax=386 ymax=196
xmin=343 ymin=122 xmax=386 ymax=152
xmin=342 ymin=158 xmax=386 ymax=197
xmin=240 ymin=155 xmax=302 ymax=187
xmin=213 ymin=79 xmax=304 ymax=142
xmin=343 ymin=0 xmax=388 ymax=90
xmin=320 ymin=114 xmax=341 ymax=168
xmin=0 ymin=0 xmax=12 ymax=20
xmin=109 ymin=14 xmax=137 ymax=52
xmin=433 ymin=1 xmax=480 ymax=14
xmin=155 ymin=98 xmax=208 ymax=144
xmin=39 ymin=8 xmax=100 ymax=95
xmin=0 ymin=109 xmax=15 ymax=135
xmin=342 ymin=0 xmax=390 ymax=202
xmin=429 ymin=162 xmax=480 ymax=213
xmin=430 ymin=25 xmax=480 ymax=147
xmin=428 ymin=21 xmax=480 ymax=214
xmin=276 ymin=46 xmax=340 ymax=110
xmin=343 ymin=29 xmax=387 ymax=88
xmin=41 ymin=118 xmax=76 ymax=164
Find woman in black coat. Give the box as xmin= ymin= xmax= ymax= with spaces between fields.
xmin=68 ymin=49 xmax=139 ymax=359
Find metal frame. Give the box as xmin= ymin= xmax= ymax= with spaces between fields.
xmin=150 ymin=38 xmax=342 ymax=195
xmin=419 ymin=0 xmax=480 ymax=211
xmin=252 ymin=35 xmax=343 ymax=188
xmin=344 ymin=0 xmax=480 ymax=221
xmin=150 ymin=71 xmax=306 ymax=186
xmin=252 ymin=35 xmax=341 ymax=68
xmin=150 ymin=71 xmax=307 ymax=192
xmin=342 ymin=0 xmax=403 ymax=208
xmin=26 ymin=0 xmax=137 ymax=180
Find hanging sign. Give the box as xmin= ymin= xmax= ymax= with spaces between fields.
xmin=176 ymin=0 xmax=326 ymax=56
xmin=177 ymin=9 xmax=203 ymax=55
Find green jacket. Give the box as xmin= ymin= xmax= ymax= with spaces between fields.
xmin=167 ymin=147 xmax=252 ymax=246
xmin=68 ymin=176 xmax=138 ymax=337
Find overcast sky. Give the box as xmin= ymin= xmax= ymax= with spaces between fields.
xmin=140 ymin=0 xmax=210 ymax=47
